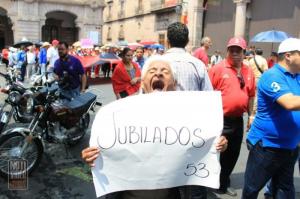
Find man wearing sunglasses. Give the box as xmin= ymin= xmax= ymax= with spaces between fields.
xmin=208 ymin=36 xmax=256 ymax=196
xmin=242 ymin=38 xmax=300 ymax=199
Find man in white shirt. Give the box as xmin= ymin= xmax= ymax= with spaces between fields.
xmin=26 ymin=46 xmax=37 ymax=79
xmin=163 ymin=22 xmax=212 ymax=92
xmin=47 ymin=39 xmax=59 ymax=74
xmin=210 ymin=50 xmax=223 ymax=66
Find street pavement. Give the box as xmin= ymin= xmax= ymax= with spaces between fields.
xmin=0 ymin=64 xmax=299 ymax=199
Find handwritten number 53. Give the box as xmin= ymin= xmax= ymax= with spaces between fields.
xmin=184 ymin=163 xmax=209 ymax=178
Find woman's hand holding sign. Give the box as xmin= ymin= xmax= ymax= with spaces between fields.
xmin=81 ymin=147 xmax=100 ymax=167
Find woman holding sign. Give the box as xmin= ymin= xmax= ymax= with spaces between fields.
xmin=111 ymin=47 xmax=141 ymax=99
xmin=83 ymin=56 xmax=228 ymax=199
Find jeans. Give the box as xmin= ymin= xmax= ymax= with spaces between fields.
xmin=242 ymin=140 xmax=298 ymax=199
xmin=40 ymin=63 xmax=46 ymax=75
xmin=61 ymin=87 xmax=80 ymax=99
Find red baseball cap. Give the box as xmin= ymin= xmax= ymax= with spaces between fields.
xmin=227 ymin=37 xmax=247 ymax=50
xmin=52 ymin=39 xmax=59 ymax=45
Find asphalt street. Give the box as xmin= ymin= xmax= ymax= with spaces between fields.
xmin=0 ymin=64 xmax=299 ymax=199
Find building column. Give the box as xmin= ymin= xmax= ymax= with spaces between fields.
xmin=76 ymin=20 xmax=85 ymax=39
xmin=233 ymin=0 xmax=251 ymax=37
xmin=187 ymin=0 xmax=205 ymax=51
xmin=39 ymin=18 xmax=46 ymax=41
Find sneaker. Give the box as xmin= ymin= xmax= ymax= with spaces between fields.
xmin=225 ymin=187 xmax=237 ymax=197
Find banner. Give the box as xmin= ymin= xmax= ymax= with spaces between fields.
xmin=90 ymin=91 xmax=223 ymax=197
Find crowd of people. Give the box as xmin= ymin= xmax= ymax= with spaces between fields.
xmin=1 ymin=21 xmax=299 ymax=199
xmin=82 ymin=22 xmax=300 ymax=199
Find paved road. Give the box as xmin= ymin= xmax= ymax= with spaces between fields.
xmin=0 ymin=64 xmax=299 ymax=199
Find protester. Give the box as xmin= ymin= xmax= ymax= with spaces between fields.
xmin=267 ymin=51 xmax=278 ymax=68
xmin=163 ymin=22 xmax=221 ymax=199
xmin=248 ymin=48 xmax=268 ymax=123
xmin=8 ymin=47 xmax=18 ymax=68
xmin=1 ymin=47 xmax=9 ymax=67
xmin=193 ymin=36 xmax=212 ymax=68
xmin=111 ymin=47 xmax=141 ymax=99
xmin=163 ymin=22 xmax=212 ymax=92
xmin=47 ymin=39 xmax=59 ymax=74
xmin=26 ymin=46 xmax=37 ymax=79
xmin=210 ymin=50 xmax=222 ymax=66
xmin=133 ymin=46 xmax=146 ymax=69
xmin=17 ymin=45 xmax=27 ymax=82
xmin=54 ymin=42 xmax=87 ymax=98
xmin=242 ymin=38 xmax=300 ymax=199
xmin=39 ymin=42 xmax=50 ymax=75
xmin=249 ymin=48 xmax=268 ymax=80
xmin=82 ymin=56 xmax=228 ymax=199
xmin=208 ymin=36 xmax=256 ymax=196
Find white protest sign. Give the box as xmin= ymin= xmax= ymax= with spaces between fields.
xmin=90 ymin=91 xmax=223 ymax=197
xmin=88 ymin=31 xmax=99 ymax=45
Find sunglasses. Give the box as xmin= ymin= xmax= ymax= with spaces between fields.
xmin=237 ymin=73 xmax=245 ymax=89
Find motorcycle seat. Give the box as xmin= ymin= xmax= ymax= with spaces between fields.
xmin=63 ymin=92 xmax=97 ymax=114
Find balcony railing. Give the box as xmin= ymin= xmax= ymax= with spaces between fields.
xmin=151 ymin=0 xmax=181 ymax=11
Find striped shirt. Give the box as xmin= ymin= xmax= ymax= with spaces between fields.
xmin=163 ymin=48 xmax=213 ymax=91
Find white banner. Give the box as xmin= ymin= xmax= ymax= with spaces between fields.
xmin=88 ymin=31 xmax=99 ymax=45
xmin=90 ymin=91 xmax=223 ymax=197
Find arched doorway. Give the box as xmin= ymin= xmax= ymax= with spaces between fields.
xmin=0 ymin=7 xmax=14 ymax=50
xmin=42 ymin=11 xmax=78 ymax=44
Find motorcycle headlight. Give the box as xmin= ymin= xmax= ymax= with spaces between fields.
xmin=8 ymin=91 xmax=21 ymax=104
xmin=19 ymin=91 xmax=34 ymax=115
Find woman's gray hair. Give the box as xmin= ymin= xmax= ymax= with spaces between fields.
xmin=141 ymin=55 xmax=177 ymax=82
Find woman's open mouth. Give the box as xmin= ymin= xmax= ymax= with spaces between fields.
xmin=151 ymin=79 xmax=165 ymax=91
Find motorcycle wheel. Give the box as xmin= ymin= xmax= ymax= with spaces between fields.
xmin=67 ymin=113 xmax=90 ymax=146
xmin=0 ymin=132 xmax=43 ymax=178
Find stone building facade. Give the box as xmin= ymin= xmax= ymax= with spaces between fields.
xmin=0 ymin=0 xmax=105 ymax=49
xmin=102 ymin=0 xmax=300 ymax=57
xmin=101 ymin=0 xmax=210 ymax=49
xmin=102 ymin=0 xmax=182 ymax=47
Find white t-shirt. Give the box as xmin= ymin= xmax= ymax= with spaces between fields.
xmin=27 ymin=52 xmax=36 ymax=64
xmin=47 ymin=46 xmax=59 ymax=68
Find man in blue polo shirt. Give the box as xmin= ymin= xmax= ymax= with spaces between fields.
xmin=242 ymin=38 xmax=300 ymax=199
xmin=54 ymin=41 xmax=87 ymax=98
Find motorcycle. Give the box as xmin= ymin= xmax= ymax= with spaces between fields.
xmin=0 ymin=71 xmax=36 ymax=134
xmin=0 ymin=83 xmax=101 ymax=177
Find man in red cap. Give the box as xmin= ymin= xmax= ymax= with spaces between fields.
xmin=208 ymin=36 xmax=256 ymax=196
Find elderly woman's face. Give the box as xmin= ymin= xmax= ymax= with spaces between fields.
xmin=142 ymin=61 xmax=176 ymax=93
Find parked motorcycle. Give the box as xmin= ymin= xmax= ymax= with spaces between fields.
xmin=0 ymin=83 xmax=101 ymax=177
xmin=0 ymin=71 xmax=36 ymax=134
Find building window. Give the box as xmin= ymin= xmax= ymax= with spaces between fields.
xmin=159 ymin=33 xmax=165 ymax=45
xmin=136 ymin=0 xmax=144 ymax=14
xmin=107 ymin=3 xmax=112 ymax=20
xmin=107 ymin=27 xmax=112 ymax=41
xmin=118 ymin=25 xmax=124 ymax=40
xmin=118 ymin=1 xmax=125 ymax=18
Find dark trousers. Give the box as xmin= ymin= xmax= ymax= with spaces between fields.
xmin=219 ymin=116 xmax=243 ymax=191
xmin=2 ymin=58 xmax=8 ymax=67
xmin=20 ymin=64 xmax=26 ymax=81
xmin=242 ymin=141 xmax=298 ymax=199
xmin=183 ymin=185 xmax=207 ymax=199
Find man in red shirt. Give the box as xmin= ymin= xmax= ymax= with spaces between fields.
xmin=208 ymin=36 xmax=256 ymax=196
xmin=193 ymin=36 xmax=212 ymax=68
xmin=1 ymin=47 xmax=9 ymax=67
xmin=267 ymin=51 xmax=278 ymax=68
